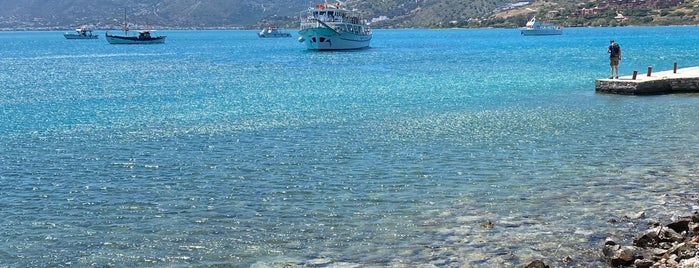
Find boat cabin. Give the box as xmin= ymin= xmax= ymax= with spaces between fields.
xmin=75 ymin=27 xmax=93 ymax=36
xmin=312 ymin=10 xmax=344 ymax=22
xmin=138 ymin=31 xmax=152 ymax=39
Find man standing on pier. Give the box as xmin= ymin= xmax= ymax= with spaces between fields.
xmin=608 ymin=39 xmax=622 ymax=79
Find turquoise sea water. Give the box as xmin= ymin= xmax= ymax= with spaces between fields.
xmin=2 ymin=27 xmax=699 ymax=267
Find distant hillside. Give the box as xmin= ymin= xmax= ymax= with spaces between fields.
xmin=0 ymin=0 xmax=310 ymax=30
xmin=484 ymin=0 xmax=699 ymax=27
xmin=0 ymin=0 xmax=696 ymax=30
xmin=0 ymin=0 xmax=516 ymax=30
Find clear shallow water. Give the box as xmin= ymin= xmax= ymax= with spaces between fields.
xmin=2 ymin=27 xmax=699 ymax=267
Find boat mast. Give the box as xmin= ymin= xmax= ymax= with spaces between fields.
xmin=122 ymin=9 xmax=129 ymax=35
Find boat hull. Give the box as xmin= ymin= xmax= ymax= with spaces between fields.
xmin=105 ymin=34 xmax=166 ymax=44
xmin=259 ymin=32 xmax=291 ymax=38
xmin=64 ymin=34 xmax=98 ymax=39
xmin=521 ymin=29 xmax=562 ymax=36
xmin=298 ymin=27 xmax=371 ymax=50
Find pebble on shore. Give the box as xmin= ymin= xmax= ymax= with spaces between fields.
xmin=603 ymin=211 xmax=699 ymax=267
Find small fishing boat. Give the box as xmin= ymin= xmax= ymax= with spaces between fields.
xmin=258 ymin=25 xmax=291 ymax=38
xmin=298 ymin=2 xmax=372 ymax=50
xmin=64 ymin=26 xmax=98 ymax=39
xmin=105 ymin=11 xmax=165 ymax=44
xmin=106 ymin=30 xmax=166 ymax=44
xmin=520 ymin=16 xmax=562 ymax=36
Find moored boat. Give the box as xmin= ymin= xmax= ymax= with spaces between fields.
xmin=106 ymin=30 xmax=166 ymax=44
xmin=258 ymin=25 xmax=291 ymax=38
xmin=64 ymin=26 xmax=98 ymax=39
xmin=106 ymin=11 xmax=165 ymax=44
xmin=520 ymin=16 xmax=562 ymax=36
xmin=298 ymin=2 xmax=372 ymax=50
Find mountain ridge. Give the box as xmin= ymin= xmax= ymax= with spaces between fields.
xmin=0 ymin=0 xmax=697 ymax=30
xmin=0 ymin=0 xmax=516 ymax=30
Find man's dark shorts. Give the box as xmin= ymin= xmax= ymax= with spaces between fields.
xmin=610 ymin=57 xmax=620 ymax=66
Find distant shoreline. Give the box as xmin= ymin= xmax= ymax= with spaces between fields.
xmin=0 ymin=27 xmax=249 ymax=31
xmin=3 ymin=24 xmax=699 ymax=32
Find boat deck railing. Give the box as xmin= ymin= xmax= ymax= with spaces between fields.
xmin=300 ymin=19 xmax=371 ymax=35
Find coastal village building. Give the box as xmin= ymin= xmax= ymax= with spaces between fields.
xmin=606 ymin=0 xmax=684 ymax=8
xmin=575 ymin=0 xmax=682 ymax=18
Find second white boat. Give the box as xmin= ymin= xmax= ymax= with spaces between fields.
xmin=520 ymin=16 xmax=562 ymax=36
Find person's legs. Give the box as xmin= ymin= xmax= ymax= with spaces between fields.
xmin=610 ymin=63 xmax=614 ymax=79
xmin=610 ymin=58 xmax=619 ymax=78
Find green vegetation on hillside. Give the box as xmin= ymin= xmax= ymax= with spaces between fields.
xmin=346 ymin=0 xmax=699 ymax=28
xmin=0 ymin=0 xmax=698 ymax=30
xmin=443 ymin=0 xmax=699 ymax=28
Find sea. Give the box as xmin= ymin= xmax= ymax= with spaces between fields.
xmin=2 ymin=26 xmax=699 ymax=267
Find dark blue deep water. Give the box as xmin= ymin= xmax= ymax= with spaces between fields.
xmin=2 ymin=27 xmax=699 ymax=267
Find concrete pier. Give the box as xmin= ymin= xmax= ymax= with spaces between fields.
xmin=595 ymin=66 xmax=699 ymax=95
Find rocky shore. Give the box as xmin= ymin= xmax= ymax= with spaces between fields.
xmin=603 ymin=212 xmax=699 ymax=267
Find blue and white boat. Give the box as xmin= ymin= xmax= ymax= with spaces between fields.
xmin=520 ymin=16 xmax=562 ymax=36
xmin=298 ymin=2 xmax=372 ymax=50
xmin=64 ymin=26 xmax=98 ymax=39
xmin=258 ymin=25 xmax=291 ymax=38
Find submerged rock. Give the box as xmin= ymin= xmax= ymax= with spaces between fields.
xmin=522 ymin=259 xmax=549 ymax=268
xmin=480 ymin=220 xmax=494 ymax=229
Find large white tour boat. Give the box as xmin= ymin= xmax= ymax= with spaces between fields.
xmin=520 ymin=16 xmax=563 ymax=36
xmin=298 ymin=2 xmax=372 ymax=50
